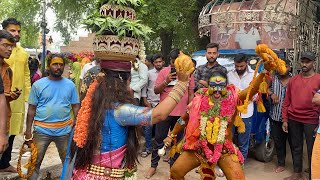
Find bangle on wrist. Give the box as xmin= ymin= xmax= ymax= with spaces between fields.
xmin=167 ymin=134 xmax=177 ymax=140
xmin=23 ymin=134 xmax=33 ymax=142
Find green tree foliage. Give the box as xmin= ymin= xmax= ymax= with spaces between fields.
xmin=0 ymin=0 xmax=96 ymax=47
xmin=0 ymin=0 xmax=40 ymax=48
xmin=0 ymin=0 xmax=211 ymax=56
xmin=140 ymin=0 xmax=210 ymax=62
xmin=50 ymin=0 xmax=96 ymax=44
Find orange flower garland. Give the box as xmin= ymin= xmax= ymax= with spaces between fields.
xmin=73 ymin=80 xmax=99 ymax=148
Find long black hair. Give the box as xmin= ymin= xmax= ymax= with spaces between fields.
xmin=28 ymin=58 xmax=39 ymax=78
xmin=73 ymin=69 xmax=140 ymax=169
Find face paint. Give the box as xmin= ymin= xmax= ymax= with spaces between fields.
xmin=208 ymin=76 xmax=227 ymax=97
xmin=50 ymin=57 xmax=64 ymax=66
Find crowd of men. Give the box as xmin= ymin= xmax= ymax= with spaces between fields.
xmin=0 ymin=17 xmax=319 ymax=180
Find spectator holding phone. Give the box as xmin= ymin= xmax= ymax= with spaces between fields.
xmin=145 ymin=49 xmax=195 ymax=179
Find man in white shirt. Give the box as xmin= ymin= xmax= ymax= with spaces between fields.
xmin=227 ymin=53 xmax=255 ymax=160
xmin=79 ymin=58 xmax=100 ymax=92
xmin=140 ymin=54 xmax=164 ymax=158
xmin=79 ymin=58 xmax=100 ymax=80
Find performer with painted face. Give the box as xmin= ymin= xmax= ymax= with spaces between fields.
xmin=165 ymin=44 xmax=287 ymax=180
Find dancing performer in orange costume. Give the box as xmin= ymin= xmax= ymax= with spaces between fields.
xmin=165 ymin=44 xmax=287 ymax=180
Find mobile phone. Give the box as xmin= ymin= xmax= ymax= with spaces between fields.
xmin=170 ymin=67 xmax=176 ymax=73
xmin=14 ymin=88 xmax=22 ymax=93
xmin=170 ymin=67 xmax=176 ymax=81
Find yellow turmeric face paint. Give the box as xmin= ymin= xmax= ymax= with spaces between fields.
xmin=208 ymin=76 xmax=227 ymax=96
xmin=50 ymin=57 xmax=64 ymax=66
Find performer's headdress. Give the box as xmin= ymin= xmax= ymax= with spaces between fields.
xmin=83 ymin=0 xmax=152 ymax=72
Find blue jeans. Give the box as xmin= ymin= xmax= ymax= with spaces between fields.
xmin=143 ymin=125 xmax=153 ymax=151
xmin=28 ymin=132 xmax=69 ymax=180
xmin=237 ymin=116 xmax=253 ymax=160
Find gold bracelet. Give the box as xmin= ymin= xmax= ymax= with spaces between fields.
xmin=169 ymin=92 xmax=180 ymax=103
xmin=167 ymin=133 xmax=177 ymax=140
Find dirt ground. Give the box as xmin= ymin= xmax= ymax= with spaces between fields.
xmin=0 ymin=134 xmax=310 ymax=180
xmin=136 ymin=149 xmax=307 ymax=180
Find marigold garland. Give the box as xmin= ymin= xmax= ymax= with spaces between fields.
xmin=197 ymin=88 xmax=241 ymax=164
xmin=73 ymin=80 xmax=99 ymax=148
xmin=200 ymin=116 xmax=207 ymax=137
xmin=17 ymin=141 xmax=38 ymax=179
xmin=237 ymin=44 xmax=287 ymax=132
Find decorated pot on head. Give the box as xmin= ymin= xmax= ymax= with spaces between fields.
xmin=84 ymin=0 xmax=152 ymax=71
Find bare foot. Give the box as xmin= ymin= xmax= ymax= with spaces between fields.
xmin=275 ymin=166 xmax=285 ymax=173
xmin=0 ymin=165 xmax=18 ymax=173
xmin=145 ymin=167 xmax=156 ymax=179
xmin=215 ymin=167 xmax=224 ymax=177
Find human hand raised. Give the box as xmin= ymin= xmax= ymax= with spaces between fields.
xmin=256 ymin=44 xmax=286 ymax=74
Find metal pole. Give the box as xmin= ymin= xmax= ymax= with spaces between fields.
xmin=41 ymin=0 xmax=47 ymax=74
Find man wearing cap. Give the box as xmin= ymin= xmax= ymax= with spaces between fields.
xmin=282 ymin=51 xmax=320 ymax=180
xmin=24 ymin=54 xmax=80 ymax=180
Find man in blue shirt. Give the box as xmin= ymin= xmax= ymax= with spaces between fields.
xmin=24 ymin=54 xmax=80 ymax=180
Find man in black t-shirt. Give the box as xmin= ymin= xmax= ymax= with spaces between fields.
xmin=0 ymin=76 xmax=8 ymax=155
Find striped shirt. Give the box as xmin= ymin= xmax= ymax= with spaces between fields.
xmin=269 ymin=74 xmax=291 ymax=121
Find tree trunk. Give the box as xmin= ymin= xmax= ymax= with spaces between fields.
xmin=160 ymin=30 xmax=173 ymax=65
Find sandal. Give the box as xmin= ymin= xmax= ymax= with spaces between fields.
xmin=141 ymin=150 xmax=152 ymax=158
xmin=163 ymin=155 xmax=170 ymax=162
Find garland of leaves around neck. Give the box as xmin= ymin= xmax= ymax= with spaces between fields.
xmin=84 ymin=0 xmax=153 ymax=40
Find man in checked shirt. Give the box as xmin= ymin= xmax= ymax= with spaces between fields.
xmin=193 ymin=43 xmax=227 ymax=92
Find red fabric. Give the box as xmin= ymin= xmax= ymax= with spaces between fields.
xmin=183 ymin=85 xmax=237 ymax=151
xmin=282 ymin=74 xmax=320 ymax=124
xmin=31 ymin=73 xmax=41 ymax=84
xmin=100 ymin=60 xmax=131 ymax=72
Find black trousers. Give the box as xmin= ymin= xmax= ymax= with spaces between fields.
xmin=0 ymin=135 xmax=15 ymax=169
xmin=270 ymin=119 xmax=288 ymax=167
xmin=151 ymin=116 xmax=183 ymax=168
xmin=288 ymin=120 xmax=317 ymax=174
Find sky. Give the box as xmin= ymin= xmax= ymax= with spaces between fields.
xmin=45 ymin=8 xmax=89 ymax=52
